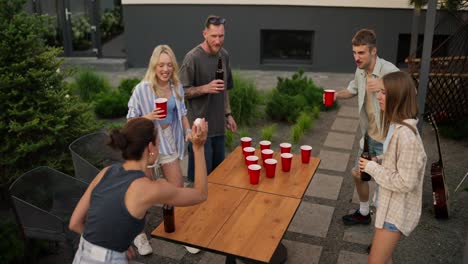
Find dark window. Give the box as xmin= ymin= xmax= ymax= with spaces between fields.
xmin=396 ymin=34 xmax=450 ymax=67
xmin=261 ymin=30 xmax=314 ymax=64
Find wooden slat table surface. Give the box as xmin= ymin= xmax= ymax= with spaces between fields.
xmin=209 ymin=191 xmax=301 ymax=263
xmin=151 ymin=183 xmax=248 ymax=248
xmin=208 ymin=146 xmax=320 ymax=199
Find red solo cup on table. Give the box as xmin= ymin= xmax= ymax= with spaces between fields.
xmin=280 ymin=143 xmax=292 ymax=154
xmin=243 ymin=147 xmax=255 ymax=158
xmin=259 ymin=140 xmax=271 ymax=150
xmin=281 ymin=153 xmax=293 ymax=172
xmin=245 ymin=155 xmax=259 ymax=166
xmin=155 ymin=98 xmax=168 ymax=119
xmin=241 ymin=137 xmax=252 ymax=149
xmin=248 ymin=164 xmax=261 ymax=185
xmin=324 ymin=89 xmax=335 ymax=107
xmin=261 ymin=149 xmax=274 ymax=162
xmin=300 ymin=145 xmax=313 ymax=164
xmin=264 ymin=158 xmax=277 ymax=178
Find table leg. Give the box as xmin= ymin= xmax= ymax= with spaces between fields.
xmin=226 ymin=255 xmax=237 ymax=264
xmin=269 ymin=242 xmax=287 ymax=264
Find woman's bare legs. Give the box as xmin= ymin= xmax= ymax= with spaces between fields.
xmin=368 ymin=227 xmax=401 ymax=264
xmin=161 ymin=159 xmax=184 ymax=187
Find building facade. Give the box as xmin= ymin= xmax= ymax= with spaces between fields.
xmin=122 ymin=0 xmax=460 ymax=72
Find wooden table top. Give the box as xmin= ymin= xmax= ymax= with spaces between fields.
xmin=210 ymin=190 xmax=300 ymax=262
xmin=152 ymin=183 xmax=300 ymax=263
xmin=151 ymin=183 xmax=249 ymax=248
xmin=208 ymin=146 xmax=320 ymax=199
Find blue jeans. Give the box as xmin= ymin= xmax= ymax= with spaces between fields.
xmin=354 ymin=135 xmax=383 ymax=170
xmin=187 ymin=135 xmax=225 ymax=182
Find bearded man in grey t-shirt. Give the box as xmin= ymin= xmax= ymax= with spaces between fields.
xmin=179 ymin=15 xmax=238 ymax=183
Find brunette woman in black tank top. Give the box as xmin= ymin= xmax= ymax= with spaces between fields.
xmin=69 ymin=117 xmax=208 ymax=263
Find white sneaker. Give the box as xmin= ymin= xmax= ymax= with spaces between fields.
xmin=184 ymin=246 xmax=201 ymax=254
xmin=134 ymin=233 xmax=153 ymax=255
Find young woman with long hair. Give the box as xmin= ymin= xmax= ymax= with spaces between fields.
xmin=359 ymin=71 xmax=427 ymax=264
xmin=126 ymin=45 xmax=192 ymax=254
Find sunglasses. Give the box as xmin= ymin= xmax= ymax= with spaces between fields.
xmin=206 ymin=17 xmax=226 ymax=26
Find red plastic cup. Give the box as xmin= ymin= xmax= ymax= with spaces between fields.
xmin=245 ymin=155 xmax=259 ymax=166
xmin=155 ymin=98 xmax=168 ymax=118
xmin=280 ymin=143 xmax=292 ymax=154
xmin=259 ymin=140 xmax=271 ymax=150
xmin=243 ymin=147 xmax=255 ymax=158
xmin=300 ymin=145 xmax=313 ymax=164
xmin=324 ymin=89 xmax=335 ymax=107
xmin=261 ymin=149 xmax=274 ymax=162
xmin=281 ymin=153 xmax=293 ymax=172
xmin=241 ymin=137 xmax=252 ymax=149
xmin=264 ymin=158 xmax=277 ymax=178
xmin=248 ymin=164 xmax=261 ymax=185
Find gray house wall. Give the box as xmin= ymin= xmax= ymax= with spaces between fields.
xmin=122 ymin=4 xmax=456 ymax=72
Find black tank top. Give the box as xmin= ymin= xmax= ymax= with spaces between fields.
xmin=83 ymin=164 xmax=145 ymax=252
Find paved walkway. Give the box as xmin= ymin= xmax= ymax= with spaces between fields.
xmin=60 ymin=68 xmax=468 ymax=263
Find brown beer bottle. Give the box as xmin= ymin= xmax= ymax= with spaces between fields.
xmin=215 ymin=57 xmax=224 ymax=80
xmin=360 ymin=136 xmax=372 ymax=181
xmin=162 ymin=204 xmax=175 ymax=233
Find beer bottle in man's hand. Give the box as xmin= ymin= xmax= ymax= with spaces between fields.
xmin=215 ymin=57 xmax=224 ymax=80
xmin=360 ymin=136 xmax=372 ymax=181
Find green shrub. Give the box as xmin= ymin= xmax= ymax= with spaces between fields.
xmin=73 ymin=69 xmax=111 ymax=101
xmin=297 ymin=112 xmax=313 ymax=131
xmin=230 ymin=73 xmax=261 ymax=126
xmin=0 ymin=0 xmax=100 ymax=184
xmin=225 ymin=130 xmax=235 ymax=148
xmin=260 ymin=124 xmax=277 ymax=141
xmin=118 ymin=77 xmax=140 ymax=98
xmin=94 ymin=91 xmax=128 ymax=118
xmin=0 ymin=220 xmax=24 ymax=263
xmin=237 ymin=128 xmax=249 ymax=138
xmin=291 ymin=124 xmax=304 ymax=144
xmin=266 ymin=69 xmax=336 ymax=122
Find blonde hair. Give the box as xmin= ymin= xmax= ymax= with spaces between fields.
xmin=380 ymin=71 xmax=419 ymax=135
xmin=144 ymin=45 xmax=182 ymax=100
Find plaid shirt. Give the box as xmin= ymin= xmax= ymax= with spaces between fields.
xmin=365 ymin=119 xmax=427 ymax=236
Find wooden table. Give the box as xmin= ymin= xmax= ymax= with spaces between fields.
xmin=152 ymin=146 xmax=320 ymax=263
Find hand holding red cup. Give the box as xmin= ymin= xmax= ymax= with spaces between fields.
xmin=323 ymin=90 xmax=335 ymax=107
xmin=155 ymin=98 xmax=168 ymax=119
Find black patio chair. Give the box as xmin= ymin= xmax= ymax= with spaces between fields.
xmin=69 ymin=131 xmax=123 ymax=183
xmin=9 ymin=166 xmax=88 ymax=261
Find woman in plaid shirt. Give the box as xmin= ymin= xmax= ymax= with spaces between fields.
xmin=359 ymin=71 xmax=427 ymax=264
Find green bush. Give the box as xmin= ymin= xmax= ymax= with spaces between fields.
xmin=291 ymin=124 xmax=304 ymax=144
xmin=0 ymin=0 xmax=100 ymax=184
xmin=73 ymin=70 xmax=111 ymax=102
xmin=118 ymin=77 xmax=140 ymax=99
xmin=297 ymin=112 xmax=313 ymax=131
xmin=266 ymin=69 xmax=333 ymax=123
xmin=260 ymin=124 xmax=277 ymax=141
xmin=225 ymin=130 xmax=235 ymax=149
xmin=237 ymin=128 xmax=249 ymax=138
xmin=0 ymin=220 xmax=24 ymax=263
xmin=230 ymin=73 xmax=261 ymax=126
xmin=94 ymin=91 xmax=128 ymax=118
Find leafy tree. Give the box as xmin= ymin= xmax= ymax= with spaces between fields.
xmin=0 ymin=0 xmax=100 ymax=185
